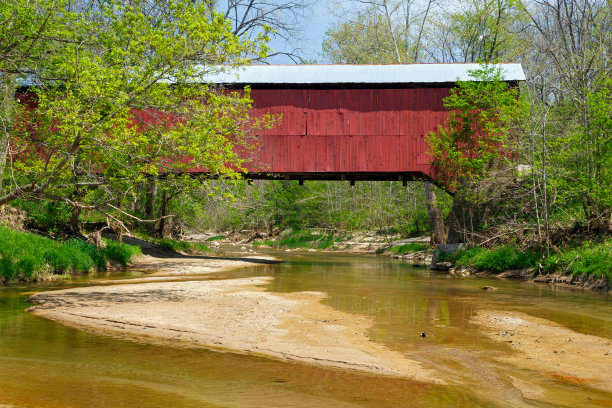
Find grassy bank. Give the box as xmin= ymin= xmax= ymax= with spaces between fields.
xmin=152 ymin=238 xmax=210 ymax=253
xmin=441 ymin=240 xmax=612 ymax=280
xmin=386 ymin=242 xmax=430 ymax=254
xmin=0 ymin=227 xmax=141 ymax=282
xmin=131 ymin=233 xmax=211 ymax=253
xmin=253 ymin=229 xmax=349 ymax=250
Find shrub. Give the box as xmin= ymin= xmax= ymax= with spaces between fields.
xmin=206 ymin=235 xmax=225 ymax=241
xmin=542 ymin=240 xmax=612 ymax=278
xmin=101 ymin=240 xmax=142 ymax=266
xmin=442 ymin=245 xmax=539 ymax=272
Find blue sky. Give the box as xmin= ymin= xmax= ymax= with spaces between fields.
xmin=266 ymin=0 xmax=336 ymax=64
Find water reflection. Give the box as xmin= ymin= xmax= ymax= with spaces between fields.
xmin=0 ymin=250 xmax=610 ymax=407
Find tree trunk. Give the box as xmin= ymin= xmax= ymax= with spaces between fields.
xmin=145 ymin=176 xmax=157 ymax=219
xmin=424 ymin=181 xmax=446 ymax=244
xmin=144 ymin=176 xmax=158 ymax=233
xmin=157 ymin=190 xmax=170 ymax=238
xmin=0 ymin=74 xmax=16 ymax=185
xmin=445 ymin=193 xmax=487 ymax=244
xmin=69 ymin=207 xmax=81 ymax=233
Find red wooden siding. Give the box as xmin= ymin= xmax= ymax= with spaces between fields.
xmin=244 ymin=87 xmax=451 ymax=179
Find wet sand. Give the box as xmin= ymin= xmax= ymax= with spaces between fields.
xmin=26 ymin=254 xmax=441 ymax=382
xmin=472 ymin=310 xmax=612 ymax=394
xmin=25 ymin=253 xmax=612 ymax=392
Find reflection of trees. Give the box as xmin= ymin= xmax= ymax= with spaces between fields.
xmin=261 ymin=255 xmax=482 ymax=343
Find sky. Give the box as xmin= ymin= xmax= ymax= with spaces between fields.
xmin=265 ymin=0 xmax=336 ymax=64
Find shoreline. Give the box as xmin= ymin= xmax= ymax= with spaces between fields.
xmin=23 ymin=251 xmax=612 ymax=399
xmin=25 ymin=253 xmax=442 ymax=382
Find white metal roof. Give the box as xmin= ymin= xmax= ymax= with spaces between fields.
xmin=200 ymin=64 xmax=525 ymax=85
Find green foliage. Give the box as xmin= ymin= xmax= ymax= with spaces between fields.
xmin=427 ymin=64 xmax=526 ymax=193
xmin=11 ymin=200 xmax=71 ymax=229
xmin=206 ymin=235 xmax=225 ymax=241
xmin=542 ymin=240 xmax=612 ymax=278
xmin=388 ymin=243 xmax=430 ymax=254
xmin=538 ymin=76 xmax=612 ymax=221
xmin=426 ymin=0 xmax=527 ymax=63
xmin=322 ymin=9 xmax=405 ymax=64
xmin=0 ymin=227 xmax=140 ymax=281
xmin=0 ymin=0 xmax=271 ymax=216
xmin=190 ymin=179 xmax=447 ymax=238
xmin=149 ymin=238 xmax=210 ymax=253
xmin=100 ymin=240 xmax=142 ymax=267
xmin=257 ymin=229 xmax=346 ymax=250
xmin=442 ymin=245 xmax=539 ymax=272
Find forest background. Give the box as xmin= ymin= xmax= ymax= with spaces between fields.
xmin=0 ymin=0 xmax=610 ymax=280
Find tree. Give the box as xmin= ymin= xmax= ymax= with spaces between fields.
xmin=215 ymin=0 xmax=316 ymax=62
xmin=424 ymin=0 xmax=526 ymax=63
xmin=0 ymin=0 xmax=70 ymax=183
xmin=322 ymin=10 xmax=404 ymax=64
xmin=0 ymin=0 xmax=269 ymax=228
xmin=427 ymin=64 xmax=526 ymax=242
xmin=517 ymin=0 xmax=611 ymax=229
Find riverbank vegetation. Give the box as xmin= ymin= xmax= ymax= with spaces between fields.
xmin=0 ymin=227 xmax=141 ymax=282
xmin=0 ymin=1 xmax=610 ymax=286
xmin=442 ymin=240 xmax=612 ymax=280
xmin=252 ymin=229 xmax=350 ymax=250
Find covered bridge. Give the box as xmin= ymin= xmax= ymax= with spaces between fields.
xmin=206 ymin=64 xmax=526 ymax=183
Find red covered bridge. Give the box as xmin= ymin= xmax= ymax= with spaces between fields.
xmin=208 ymin=64 xmax=525 ymax=183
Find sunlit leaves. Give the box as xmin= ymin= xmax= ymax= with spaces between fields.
xmin=2 ymin=0 xmax=270 ymax=212
xmin=426 ymin=64 xmax=526 ymax=194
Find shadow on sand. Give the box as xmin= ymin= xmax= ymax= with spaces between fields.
xmin=107 ymin=233 xmax=282 ymax=266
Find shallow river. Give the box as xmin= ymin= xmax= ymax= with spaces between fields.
xmin=1 ymin=250 xmax=611 ymax=407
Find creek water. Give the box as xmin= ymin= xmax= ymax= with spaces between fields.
xmin=0 ymin=250 xmax=610 ymax=407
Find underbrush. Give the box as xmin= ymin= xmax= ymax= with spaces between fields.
xmin=206 ymin=235 xmax=225 ymax=242
xmin=441 ymin=245 xmax=540 ymax=272
xmin=153 ymin=237 xmax=210 ymax=253
xmin=131 ymin=232 xmax=211 ymax=253
xmin=541 ymin=240 xmax=612 ymax=278
xmin=0 ymin=227 xmax=141 ymax=281
xmin=388 ymin=243 xmax=430 ymax=254
xmin=441 ymin=240 xmax=611 ymax=279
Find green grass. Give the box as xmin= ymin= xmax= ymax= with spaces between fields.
xmin=205 ymin=235 xmax=225 ymax=241
xmin=255 ymin=230 xmax=346 ymax=250
xmin=155 ymin=238 xmax=210 ymax=253
xmin=441 ymin=245 xmax=540 ymax=272
xmin=542 ymin=240 xmax=612 ymax=278
xmin=440 ymin=241 xmax=612 ymax=279
xmin=0 ymin=227 xmax=141 ymax=281
xmin=102 ymin=239 xmax=142 ymax=266
xmin=388 ymin=243 xmax=430 ymax=254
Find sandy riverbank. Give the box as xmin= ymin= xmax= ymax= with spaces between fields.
xmin=471 ymin=310 xmax=612 ymax=395
xmin=24 ymin=252 xmax=612 ymax=393
xmin=26 ymin=254 xmax=441 ymax=382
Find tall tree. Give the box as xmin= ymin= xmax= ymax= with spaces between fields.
xmin=427 ymin=65 xmax=526 ymax=243
xmin=424 ymin=0 xmax=527 ymax=63
xmin=518 ymin=0 xmax=611 ymax=228
xmin=0 ymin=0 xmax=269 ymax=223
